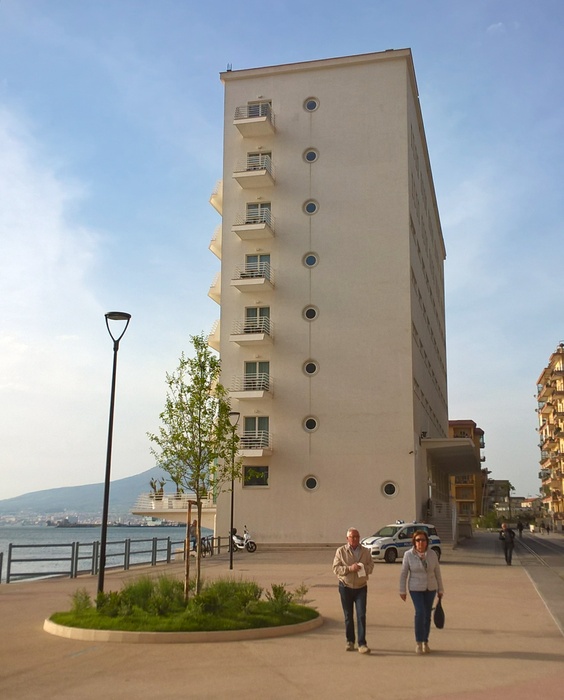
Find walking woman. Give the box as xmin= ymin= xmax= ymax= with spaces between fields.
xmin=399 ymin=530 xmax=444 ymax=654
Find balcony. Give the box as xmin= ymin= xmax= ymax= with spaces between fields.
xmin=208 ymin=272 xmax=221 ymax=304
xmin=233 ymin=155 xmax=275 ymax=189
xmin=208 ymin=319 xmax=220 ymax=352
xmin=230 ymin=373 xmax=272 ymax=400
xmin=209 ymin=180 xmax=223 ymax=215
xmin=232 ymin=210 xmax=275 ymax=241
xmin=233 ymin=103 xmax=276 ymax=137
xmin=209 ymin=225 xmax=222 ymax=259
xmin=238 ymin=430 xmax=272 ymax=457
xmin=230 ymin=263 xmax=274 ymax=292
xmin=229 ymin=317 xmax=273 ymax=346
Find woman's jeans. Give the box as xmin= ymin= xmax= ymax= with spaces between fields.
xmin=339 ymin=582 xmax=368 ymax=646
xmin=409 ymin=590 xmax=436 ymax=643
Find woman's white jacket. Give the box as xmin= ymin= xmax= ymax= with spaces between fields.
xmin=399 ymin=547 xmax=444 ymax=595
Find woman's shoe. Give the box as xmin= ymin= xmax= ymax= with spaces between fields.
xmin=422 ymin=643 xmax=431 ymax=654
xmin=415 ymin=643 xmax=423 ymax=655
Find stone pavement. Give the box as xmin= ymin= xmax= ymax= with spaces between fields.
xmin=1 ymin=531 xmax=564 ymax=700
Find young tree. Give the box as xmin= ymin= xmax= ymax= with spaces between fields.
xmin=148 ymin=333 xmax=239 ymax=597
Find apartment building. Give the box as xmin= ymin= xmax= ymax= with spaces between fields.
xmin=448 ymin=420 xmax=486 ymax=522
xmin=536 ymin=343 xmax=564 ymax=529
xmin=208 ymin=50 xmax=479 ymax=544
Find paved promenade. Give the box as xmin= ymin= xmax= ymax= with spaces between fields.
xmin=1 ymin=531 xmax=564 ymax=700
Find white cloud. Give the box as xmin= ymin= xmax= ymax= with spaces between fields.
xmin=486 ymin=22 xmax=506 ymax=35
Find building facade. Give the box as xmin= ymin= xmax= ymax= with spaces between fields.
xmin=208 ymin=50 xmax=479 ymax=544
xmin=536 ymin=343 xmax=564 ymax=529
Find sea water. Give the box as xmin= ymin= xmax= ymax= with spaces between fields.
xmin=0 ymin=525 xmax=213 ymax=583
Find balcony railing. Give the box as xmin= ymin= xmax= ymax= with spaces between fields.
xmin=209 ymin=180 xmax=223 ymax=214
xmin=232 ymin=210 xmax=275 ymax=241
xmin=233 ymin=155 xmax=275 ymax=188
xmin=235 ymin=209 xmax=273 ymax=226
xmin=234 ymin=103 xmax=274 ymax=122
xmin=231 ymin=373 xmax=271 ymax=392
xmin=209 ymin=225 xmax=222 ymax=259
xmin=207 ymin=319 xmax=220 ymax=352
xmin=233 ymin=103 xmax=276 ymax=137
xmin=239 ymin=431 xmax=271 ymax=450
xmin=233 ymin=262 xmax=272 ymax=282
xmin=231 ymin=317 xmax=272 ymax=336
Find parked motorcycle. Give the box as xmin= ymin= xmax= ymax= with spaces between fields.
xmin=231 ymin=525 xmax=257 ymax=553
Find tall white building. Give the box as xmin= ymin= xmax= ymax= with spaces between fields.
xmin=208 ymin=50 xmax=478 ymax=544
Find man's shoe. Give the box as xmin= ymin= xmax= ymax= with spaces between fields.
xmin=358 ymin=645 xmax=371 ymax=654
xmin=422 ymin=643 xmax=431 ymax=654
xmin=346 ymin=642 xmax=355 ymax=652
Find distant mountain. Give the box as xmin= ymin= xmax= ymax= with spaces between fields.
xmin=0 ymin=467 xmax=169 ymax=517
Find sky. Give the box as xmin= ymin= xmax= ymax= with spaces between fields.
xmin=1 ymin=0 xmax=563 ymax=501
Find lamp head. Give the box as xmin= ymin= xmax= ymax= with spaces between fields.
xmin=105 ymin=312 xmax=131 ymax=344
xmin=228 ymin=411 xmax=241 ymax=428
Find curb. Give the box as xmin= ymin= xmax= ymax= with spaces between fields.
xmin=43 ymin=614 xmax=324 ymax=644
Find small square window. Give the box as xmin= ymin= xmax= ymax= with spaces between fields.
xmin=244 ymin=466 xmax=269 ymax=486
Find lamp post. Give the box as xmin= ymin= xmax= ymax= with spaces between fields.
xmin=228 ymin=411 xmax=240 ymax=571
xmin=97 ymin=312 xmax=131 ymax=595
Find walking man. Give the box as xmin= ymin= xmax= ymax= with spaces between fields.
xmin=333 ymin=527 xmax=374 ymax=654
xmin=499 ymin=522 xmax=515 ymax=565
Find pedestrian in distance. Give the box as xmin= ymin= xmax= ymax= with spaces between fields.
xmin=499 ymin=522 xmax=515 ymax=565
xmin=189 ymin=519 xmax=197 ymax=551
xmin=517 ymin=521 xmax=524 ymax=539
xmin=333 ymin=527 xmax=374 ymax=654
xmin=399 ymin=530 xmax=444 ymax=655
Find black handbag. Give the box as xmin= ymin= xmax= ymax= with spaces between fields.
xmin=433 ymin=599 xmax=445 ymax=629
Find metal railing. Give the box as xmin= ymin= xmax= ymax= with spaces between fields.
xmin=234 ymin=209 xmax=274 ymax=228
xmin=231 ymin=373 xmax=271 ymax=392
xmin=240 ymin=431 xmax=271 ymax=450
xmin=2 ymin=534 xmax=229 ymax=584
xmin=234 ymin=102 xmax=275 ymax=125
xmin=231 ymin=317 xmax=272 ymax=336
xmin=233 ymin=262 xmax=272 ymax=282
xmin=234 ymin=155 xmax=274 ymax=176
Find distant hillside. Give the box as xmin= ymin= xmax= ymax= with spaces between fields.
xmin=0 ymin=467 xmax=169 ymax=517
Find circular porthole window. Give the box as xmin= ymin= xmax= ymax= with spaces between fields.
xmin=303 ymin=360 xmax=319 ymax=376
xmin=304 ymin=149 xmax=318 ymax=163
xmin=303 ymin=200 xmax=318 ymax=215
xmin=304 ymin=475 xmax=319 ymax=491
xmin=303 ymin=306 xmax=318 ymax=321
xmin=303 ymin=253 xmax=318 ymax=268
xmin=382 ymin=482 xmax=398 ymax=498
xmin=303 ymin=416 xmax=318 ymax=432
xmin=304 ymin=98 xmax=319 ymax=112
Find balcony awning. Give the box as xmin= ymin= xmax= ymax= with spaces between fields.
xmin=422 ymin=437 xmax=481 ymax=475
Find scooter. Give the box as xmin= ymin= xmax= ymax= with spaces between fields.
xmin=231 ymin=525 xmax=257 ymax=553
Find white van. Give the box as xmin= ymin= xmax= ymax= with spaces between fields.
xmin=361 ymin=521 xmax=441 ymax=563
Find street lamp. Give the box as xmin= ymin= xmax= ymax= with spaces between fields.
xmin=97 ymin=312 xmax=131 ymax=594
xmin=228 ymin=411 xmax=240 ymax=571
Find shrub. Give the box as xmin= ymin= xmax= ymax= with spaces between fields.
xmin=265 ymin=583 xmax=294 ymax=614
xmin=70 ymin=588 xmax=93 ymax=613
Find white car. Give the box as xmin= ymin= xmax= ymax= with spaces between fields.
xmin=361 ymin=521 xmax=441 ymax=563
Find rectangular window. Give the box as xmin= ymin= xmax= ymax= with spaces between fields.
xmin=244 ymin=466 xmax=269 ymax=486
